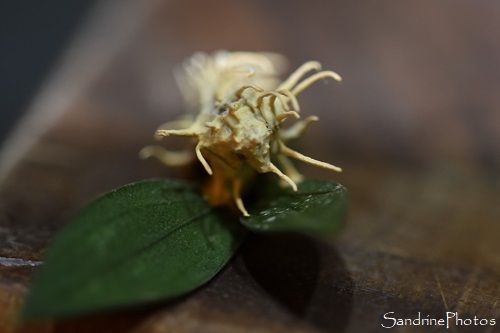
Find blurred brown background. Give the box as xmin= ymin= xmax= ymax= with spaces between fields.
xmin=1 ymin=0 xmax=499 ymax=332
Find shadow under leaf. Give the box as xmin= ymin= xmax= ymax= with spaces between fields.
xmin=242 ymin=233 xmax=353 ymax=333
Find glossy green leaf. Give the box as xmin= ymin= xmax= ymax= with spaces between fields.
xmin=22 ymin=179 xmax=246 ymax=320
xmin=240 ymin=179 xmax=348 ymax=237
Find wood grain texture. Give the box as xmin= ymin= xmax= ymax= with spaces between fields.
xmin=1 ymin=0 xmax=499 ymax=332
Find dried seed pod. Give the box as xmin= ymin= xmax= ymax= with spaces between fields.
xmin=141 ymin=51 xmax=342 ymax=216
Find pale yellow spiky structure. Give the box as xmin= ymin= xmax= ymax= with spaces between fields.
xmin=140 ymin=51 xmax=342 ymax=216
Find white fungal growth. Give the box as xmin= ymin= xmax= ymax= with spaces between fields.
xmin=140 ymin=51 xmax=342 ymax=216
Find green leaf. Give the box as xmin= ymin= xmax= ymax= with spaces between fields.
xmin=240 ymin=179 xmax=348 ymax=237
xmin=22 ymin=179 xmax=246 ymax=320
